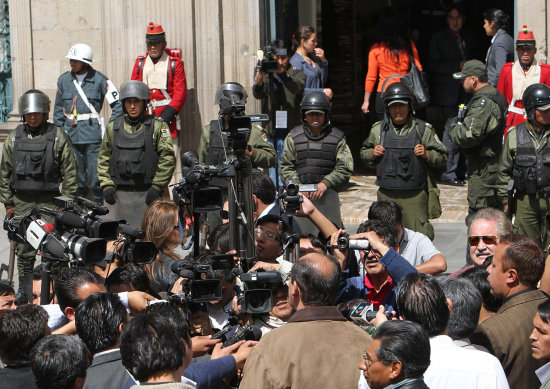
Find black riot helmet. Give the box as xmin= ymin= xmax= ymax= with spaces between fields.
xmin=523 ymin=83 xmax=550 ymax=122
xmin=301 ymin=91 xmax=331 ymax=130
xmin=215 ymin=82 xmax=248 ymax=116
xmin=383 ymin=82 xmax=413 ymax=107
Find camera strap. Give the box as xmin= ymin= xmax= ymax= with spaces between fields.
xmin=179 ymin=204 xmax=193 ymax=251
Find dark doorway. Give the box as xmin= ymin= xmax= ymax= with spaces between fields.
xmin=319 ymin=0 xmax=514 ymax=166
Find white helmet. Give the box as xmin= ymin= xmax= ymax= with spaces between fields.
xmin=66 ymin=43 xmax=93 ymax=65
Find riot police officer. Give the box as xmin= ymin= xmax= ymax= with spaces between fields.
xmin=497 ymin=83 xmax=550 ymax=250
xmin=0 ymin=90 xmax=78 ymax=302
xmin=360 ymin=82 xmax=447 ymax=240
xmin=280 ymin=91 xmax=353 ymax=234
xmin=97 ymin=80 xmax=175 ymax=227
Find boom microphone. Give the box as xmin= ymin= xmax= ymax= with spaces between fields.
xmin=39 ymin=209 xmax=87 ymax=229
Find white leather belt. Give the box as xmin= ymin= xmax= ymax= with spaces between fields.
xmin=508 ymin=105 xmax=525 ymax=115
xmin=151 ymin=99 xmax=172 ymax=108
xmin=65 ymin=113 xmax=100 ymax=120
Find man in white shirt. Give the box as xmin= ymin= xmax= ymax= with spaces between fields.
xmin=374 ymin=272 xmax=509 ymax=389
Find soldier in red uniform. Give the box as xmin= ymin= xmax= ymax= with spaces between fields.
xmin=497 ymin=25 xmax=550 ymax=135
xmin=131 ymin=22 xmax=187 ymax=179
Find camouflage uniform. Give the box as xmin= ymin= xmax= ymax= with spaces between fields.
xmin=448 ymin=84 xmax=506 ymax=213
xmin=0 ymin=121 xmax=78 ymax=289
xmin=281 ymin=125 xmax=353 ymax=232
xmin=97 ymin=115 xmax=175 ymax=226
xmin=497 ymin=120 xmax=550 ymax=249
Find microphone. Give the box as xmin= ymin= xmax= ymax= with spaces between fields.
xmin=76 ymin=197 xmax=109 ymax=215
xmin=39 ymin=209 xmax=87 ymax=229
xmin=170 ymin=259 xmax=195 ymax=279
xmin=219 ymin=96 xmax=233 ymax=116
xmin=118 ymin=223 xmax=144 ymax=239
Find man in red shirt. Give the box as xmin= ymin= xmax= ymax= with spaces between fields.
xmin=131 ymin=22 xmax=187 ymax=179
xmin=497 ymin=26 xmax=550 ymax=134
xmin=333 ymin=219 xmax=418 ymax=310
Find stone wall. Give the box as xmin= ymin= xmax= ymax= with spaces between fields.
xmin=517 ymin=0 xmax=548 ymax=62
xmin=6 ymin=0 xmax=263 ymax=151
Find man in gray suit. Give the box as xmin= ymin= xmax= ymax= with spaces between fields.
xmin=75 ymin=292 xmax=131 ymax=389
xmin=471 ymin=234 xmax=547 ymax=389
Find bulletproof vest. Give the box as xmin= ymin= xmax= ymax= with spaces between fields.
xmin=109 ymin=116 xmax=159 ymax=186
xmin=205 ymin=120 xmax=230 ymax=166
xmin=464 ymin=88 xmax=508 ymax=158
xmin=290 ymin=125 xmax=344 ymax=184
xmin=10 ymin=123 xmax=61 ymax=192
xmin=376 ymin=120 xmax=427 ymax=190
xmin=512 ymin=122 xmax=550 ymax=195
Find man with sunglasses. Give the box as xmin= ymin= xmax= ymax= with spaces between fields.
xmin=450 ymin=208 xmax=512 ymax=277
xmin=471 ymin=234 xmax=547 ymax=388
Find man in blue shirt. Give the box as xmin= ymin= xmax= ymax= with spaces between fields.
xmin=332 ymin=219 xmax=418 ymax=310
xmin=54 ymin=43 xmax=123 ymax=203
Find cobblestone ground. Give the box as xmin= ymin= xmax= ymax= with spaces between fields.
xmin=339 ymin=175 xmax=469 ymax=225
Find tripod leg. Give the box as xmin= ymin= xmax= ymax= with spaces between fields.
xmin=7 ymin=240 xmax=15 ymax=286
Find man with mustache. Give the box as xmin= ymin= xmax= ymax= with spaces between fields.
xmin=497 ymin=26 xmax=550 ymax=133
xmin=450 ymin=208 xmax=512 ymax=277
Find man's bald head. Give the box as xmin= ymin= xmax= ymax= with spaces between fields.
xmin=290 ymin=253 xmax=341 ymax=306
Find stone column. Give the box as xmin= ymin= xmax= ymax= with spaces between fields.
xmin=517 ymin=0 xmax=547 ymax=61
xmin=7 ymin=0 xmax=33 ymax=114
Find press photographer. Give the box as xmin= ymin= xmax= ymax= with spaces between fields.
xmin=253 ymin=39 xmax=306 ymax=189
xmin=331 ymin=219 xmax=418 ymax=310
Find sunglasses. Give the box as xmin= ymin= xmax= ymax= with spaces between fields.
xmin=468 ymin=235 xmax=498 ymax=245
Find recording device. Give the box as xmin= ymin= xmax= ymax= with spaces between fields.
xmin=237 ymin=271 xmax=282 ymax=314
xmin=173 ymin=151 xmax=225 ymax=213
xmin=54 ymin=196 xmax=119 ymax=240
xmin=279 ymin=179 xmax=302 ymax=215
xmin=222 ymin=324 xmax=262 ymax=348
xmin=210 ymin=311 xmax=263 ymax=348
xmin=257 ymin=46 xmax=288 ymax=74
xmin=338 ymin=299 xmax=392 ymax=329
xmin=327 ymin=235 xmax=371 ymax=251
xmin=4 ymin=208 xmax=106 ymax=264
xmin=113 ymin=223 xmax=156 ymax=265
xmin=170 ymin=254 xmax=235 ymax=303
